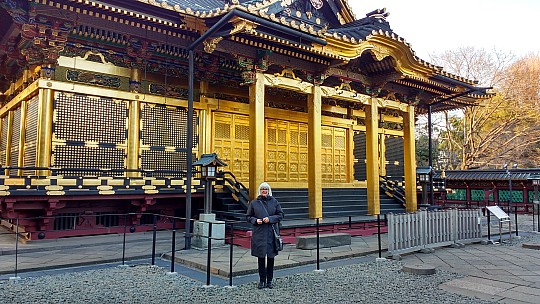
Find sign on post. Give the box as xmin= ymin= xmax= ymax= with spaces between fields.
xmin=486 ymin=206 xmax=511 ymax=243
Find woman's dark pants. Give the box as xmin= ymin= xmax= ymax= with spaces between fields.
xmin=257 ymin=257 xmax=275 ymax=283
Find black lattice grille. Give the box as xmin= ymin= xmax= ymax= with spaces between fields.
xmin=141 ymin=150 xmax=187 ymax=177
xmin=54 ymin=213 xmax=79 ymax=230
xmin=385 ymin=136 xmax=404 ymax=179
xmin=140 ymin=103 xmax=197 ymax=177
xmin=54 ymin=92 xmax=127 ymax=144
xmin=0 ymin=116 xmax=8 ymax=166
xmin=10 ymin=107 xmax=21 ymax=175
xmin=52 ymin=92 xmax=127 ymax=175
xmin=53 ymin=145 xmax=125 ymax=176
xmin=23 ymin=97 xmax=39 ymax=175
xmin=353 ymin=131 xmax=367 ymax=181
xmin=141 ymin=104 xmax=193 ymax=147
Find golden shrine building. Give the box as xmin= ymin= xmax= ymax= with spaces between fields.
xmin=0 ymin=0 xmax=489 ymax=240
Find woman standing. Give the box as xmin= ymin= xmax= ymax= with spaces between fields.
xmin=246 ymin=182 xmax=284 ymax=289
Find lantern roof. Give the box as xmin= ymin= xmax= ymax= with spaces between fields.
xmin=192 ymin=153 xmax=228 ymax=167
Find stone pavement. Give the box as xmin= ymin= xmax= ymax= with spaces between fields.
xmin=0 ymin=214 xmax=540 ymax=303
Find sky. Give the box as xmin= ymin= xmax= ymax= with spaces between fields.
xmin=347 ymin=0 xmax=540 ymax=60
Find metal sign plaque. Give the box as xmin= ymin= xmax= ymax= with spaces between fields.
xmin=486 ymin=206 xmax=510 ymax=221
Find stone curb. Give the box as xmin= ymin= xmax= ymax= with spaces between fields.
xmin=522 ymin=243 xmax=540 ymax=250
xmin=401 ymin=263 xmax=437 ymax=275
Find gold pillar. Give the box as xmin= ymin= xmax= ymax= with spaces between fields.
xmin=199 ymin=81 xmax=211 ymax=155
xmin=308 ymin=85 xmax=323 ymax=218
xmin=17 ymin=100 xmax=28 ymax=176
xmin=127 ymin=67 xmax=142 ymax=177
xmin=403 ymin=105 xmax=417 ymax=212
xmin=365 ymin=98 xmax=380 ymax=215
xmin=36 ymin=88 xmax=54 ymax=176
xmin=248 ymin=72 xmax=265 ymax=200
xmin=4 ymin=111 xmax=13 ymax=175
xmin=126 ymin=99 xmax=140 ymax=177
xmin=129 ymin=67 xmax=141 ymax=93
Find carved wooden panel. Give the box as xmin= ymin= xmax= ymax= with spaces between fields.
xmin=212 ymin=112 xmax=250 ymax=183
xmin=266 ymin=120 xmax=308 ymax=183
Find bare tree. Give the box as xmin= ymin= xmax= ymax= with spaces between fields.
xmin=429 ymin=48 xmax=540 ymax=169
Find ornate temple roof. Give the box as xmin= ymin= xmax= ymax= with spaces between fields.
xmin=0 ymin=0 xmax=492 ymax=110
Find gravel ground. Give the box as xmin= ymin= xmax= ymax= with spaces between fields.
xmin=0 ymin=260 xmax=494 ymax=304
xmin=1 ymin=216 xmax=538 ymax=304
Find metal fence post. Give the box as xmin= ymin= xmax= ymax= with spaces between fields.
xmin=514 ymin=205 xmax=519 ymax=237
xmin=316 ymin=218 xmax=320 ymax=271
xmin=487 ymin=212 xmax=491 ymax=241
xmin=170 ymin=217 xmax=176 ymax=273
xmin=14 ymin=218 xmax=19 ymax=278
xmin=152 ymin=214 xmax=157 ymax=266
xmin=377 ymin=214 xmax=381 ymax=258
xmin=122 ymin=214 xmax=127 ymax=265
xmin=206 ymin=222 xmax=213 ymax=286
xmin=229 ymin=222 xmax=234 ymax=287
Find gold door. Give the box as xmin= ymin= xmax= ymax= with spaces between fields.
xmin=213 ymin=112 xmax=250 ymax=183
xmin=321 ymin=126 xmax=347 ymax=183
xmin=266 ymin=120 xmax=308 ymax=183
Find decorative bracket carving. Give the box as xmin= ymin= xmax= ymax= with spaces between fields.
xmin=203 ymin=37 xmax=223 ymax=53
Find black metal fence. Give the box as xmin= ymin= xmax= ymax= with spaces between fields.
xmin=0 ymin=212 xmax=390 ymax=286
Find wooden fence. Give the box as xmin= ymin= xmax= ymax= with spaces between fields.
xmin=387 ymin=209 xmax=483 ymax=258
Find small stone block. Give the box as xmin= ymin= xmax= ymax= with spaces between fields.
xmin=402 ymin=264 xmax=437 ymax=275
xmin=296 ymin=233 xmax=351 ymax=250
xmin=390 ymin=254 xmax=401 ymax=261
xmin=522 ymin=243 xmax=540 ymax=250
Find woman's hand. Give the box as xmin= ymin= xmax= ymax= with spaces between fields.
xmin=263 ymin=217 xmax=269 ymax=223
xmin=256 ymin=219 xmax=263 ymax=224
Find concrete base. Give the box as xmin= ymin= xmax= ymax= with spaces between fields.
xmin=402 ymin=263 xmax=437 ymax=275
xmin=192 ymin=214 xmax=225 ymax=249
xmin=481 ymin=239 xmax=496 ymax=245
xmin=296 ymin=233 xmax=351 ymax=250
xmin=420 ymin=247 xmax=435 ymax=254
xmin=522 ymin=243 xmax=540 ymax=250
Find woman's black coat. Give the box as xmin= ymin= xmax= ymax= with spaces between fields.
xmin=246 ymin=195 xmax=284 ymax=258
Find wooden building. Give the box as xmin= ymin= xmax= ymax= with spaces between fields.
xmin=0 ymin=0 xmax=490 ymax=239
xmin=434 ymin=169 xmax=540 ymax=213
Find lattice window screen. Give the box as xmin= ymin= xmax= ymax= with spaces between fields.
xmin=52 ymin=92 xmax=127 ymax=176
xmin=235 ymin=125 xmax=249 ymax=140
xmin=385 ymin=136 xmax=404 ymax=180
xmin=215 ymin=122 xmax=230 ymax=139
xmin=23 ymin=96 xmax=39 ymax=175
xmin=55 ymin=92 xmax=126 ymax=143
xmin=140 ymin=103 xmax=197 ymax=176
xmin=0 ymin=116 xmax=8 ymax=166
xmin=470 ymin=189 xmax=485 ymax=201
xmin=10 ymin=107 xmax=21 ymax=175
xmin=140 ymin=150 xmax=188 ymax=177
xmin=53 ymin=145 xmax=125 ymax=175
xmin=353 ymin=131 xmax=367 ymax=181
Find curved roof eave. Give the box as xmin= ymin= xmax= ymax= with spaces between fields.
xmin=325 ymin=30 xmax=487 ymax=94
xmin=136 ymin=0 xmax=335 ymax=40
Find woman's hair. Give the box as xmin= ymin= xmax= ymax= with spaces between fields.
xmin=257 ymin=182 xmax=272 ymax=196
